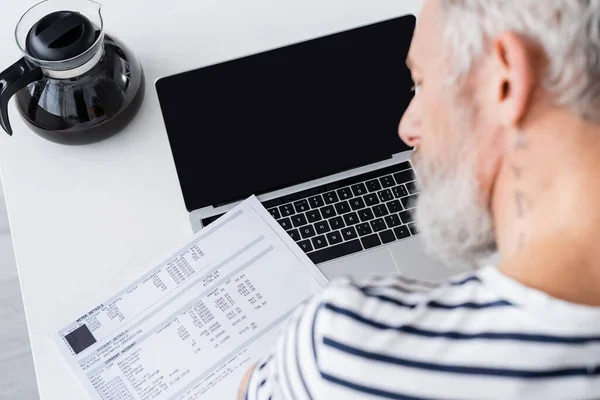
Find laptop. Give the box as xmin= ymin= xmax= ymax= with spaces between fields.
xmin=155 ymin=15 xmax=457 ymax=282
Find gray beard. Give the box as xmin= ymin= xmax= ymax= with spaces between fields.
xmin=412 ymin=154 xmax=498 ymax=271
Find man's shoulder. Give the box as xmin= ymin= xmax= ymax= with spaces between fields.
xmin=311 ymin=271 xmax=486 ymax=336
xmin=244 ymin=269 xmax=524 ymax=400
xmin=318 ymin=271 xmax=483 ymax=311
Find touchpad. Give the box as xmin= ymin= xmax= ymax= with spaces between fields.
xmin=318 ymin=248 xmax=398 ymax=281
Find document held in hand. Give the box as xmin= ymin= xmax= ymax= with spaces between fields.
xmin=51 ymin=196 xmax=329 ymax=400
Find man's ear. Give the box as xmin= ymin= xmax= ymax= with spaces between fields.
xmin=490 ymin=31 xmax=538 ymax=128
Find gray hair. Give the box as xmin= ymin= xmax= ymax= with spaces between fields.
xmin=439 ymin=0 xmax=600 ymax=122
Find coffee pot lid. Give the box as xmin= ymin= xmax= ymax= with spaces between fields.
xmin=26 ymin=11 xmax=98 ymax=62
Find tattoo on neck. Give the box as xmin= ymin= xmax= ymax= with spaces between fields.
xmin=515 ymin=133 xmax=528 ymax=150
xmin=515 ymin=190 xmax=531 ymax=253
xmin=512 ymin=165 xmax=523 ymax=179
xmin=515 ymin=191 xmax=531 ymax=218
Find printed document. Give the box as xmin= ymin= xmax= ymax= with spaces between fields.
xmin=51 ymin=196 xmax=329 ymax=399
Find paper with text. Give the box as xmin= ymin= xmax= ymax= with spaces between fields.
xmin=51 ymin=196 xmax=329 ymax=400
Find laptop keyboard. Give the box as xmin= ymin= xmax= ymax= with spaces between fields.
xmin=202 ymin=161 xmax=420 ymax=265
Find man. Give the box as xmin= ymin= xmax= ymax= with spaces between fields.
xmin=239 ymin=0 xmax=600 ymax=398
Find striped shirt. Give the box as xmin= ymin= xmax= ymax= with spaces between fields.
xmin=245 ymin=266 xmax=600 ymax=400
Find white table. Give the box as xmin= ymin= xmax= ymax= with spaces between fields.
xmin=0 ymin=0 xmax=422 ymax=398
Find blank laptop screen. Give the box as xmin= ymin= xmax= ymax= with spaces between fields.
xmin=156 ymin=15 xmax=416 ymax=211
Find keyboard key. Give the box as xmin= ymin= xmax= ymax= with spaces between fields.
xmin=361 ymin=234 xmax=382 ymax=249
xmin=315 ymin=220 xmax=331 ymax=234
xmin=393 ymin=185 xmax=409 ymax=198
xmin=280 ymin=204 xmax=295 ymax=217
xmin=373 ymin=204 xmax=389 ymax=217
xmin=408 ymin=223 xmax=420 ymax=235
xmin=351 ymin=183 xmax=367 ymax=197
xmin=399 ymin=210 xmax=415 ymax=224
xmin=327 ymin=230 xmax=344 ymax=245
xmin=300 ymin=225 xmax=317 ymax=239
xmin=393 ymin=169 xmax=415 ymax=185
xmin=356 ymin=223 xmax=373 ymax=236
xmin=321 ymin=205 xmax=336 ymax=218
xmin=380 ymin=175 xmax=396 ymax=188
xmin=350 ymin=197 xmax=366 ymax=211
xmin=337 ymin=187 xmax=353 ymax=200
xmin=335 ymin=201 xmax=351 ymax=214
xmin=312 ymin=235 xmax=328 ymax=250
xmin=394 ymin=225 xmax=411 ymax=240
xmin=378 ymin=189 xmax=394 ymax=202
xmin=343 ymin=212 xmax=359 ymax=226
xmin=358 ymin=208 xmax=375 ymax=222
xmin=366 ymin=179 xmax=382 ymax=192
xmin=292 ymin=214 xmax=308 ymax=227
xmin=406 ymin=181 xmax=419 ymax=194
xmin=288 ymin=229 xmax=301 ymax=241
xmin=309 ymin=195 xmax=325 ymax=208
xmin=268 ymin=208 xmax=281 ymax=220
xmin=342 ymin=226 xmax=358 ymax=240
xmin=279 ymin=217 xmax=292 ymax=230
xmin=401 ymin=195 xmax=419 ymax=209
xmin=323 ymin=191 xmax=339 ymax=204
xmin=298 ymin=239 xmax=313 ymax=253
xmin=380 ymin=229 xmax=397 ymax=244
xmin=370 ymin=218 xmax=387 ymax=232
xmin=308 ymin=239 xmax=363 ymax=264
xmin=306 ymin=209 xmax=322 ymax=223
xmin=294 ymin=199 xmax=310 ymax=213
xmin=364 ymin=193 xmax=380 ymax=206
xmin=387 ymin=200 xmax=403 ymax=213
xmin=384 ymin=214 xmax=402 ymax=228
xmin=330 ymin=216 xmax=345 ymax=230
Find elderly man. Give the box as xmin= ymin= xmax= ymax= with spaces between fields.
xmin=239 ymin=0 xmax=600 ymax=398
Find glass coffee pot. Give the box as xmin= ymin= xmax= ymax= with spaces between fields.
xmin=0 ymin=0 xmax=145 ymax=145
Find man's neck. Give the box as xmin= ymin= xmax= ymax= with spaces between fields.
xmin=493 ymin=108 xmax=600 ymax=305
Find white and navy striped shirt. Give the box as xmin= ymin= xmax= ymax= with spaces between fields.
xmin=245 ymin=267 xmax=600 ymax=400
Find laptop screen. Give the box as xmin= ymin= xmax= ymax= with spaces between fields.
xmin=156 ymin=15 xmax=416 ymax=212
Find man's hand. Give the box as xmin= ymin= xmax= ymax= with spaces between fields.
xmin=237 ymin=363 xmax=257 ymax=400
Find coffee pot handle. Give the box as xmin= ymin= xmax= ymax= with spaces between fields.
xmin=0 ymin=58 xmax=43 ymax=135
